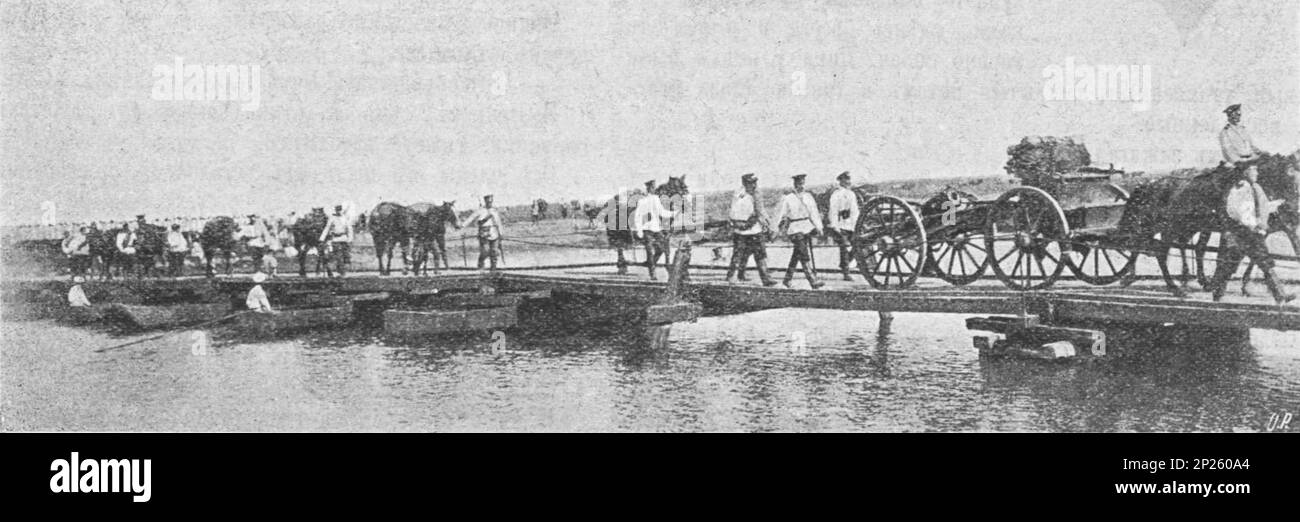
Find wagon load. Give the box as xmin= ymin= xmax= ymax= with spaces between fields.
xmin=1004 ymin=136 xmax=1092 ymax=186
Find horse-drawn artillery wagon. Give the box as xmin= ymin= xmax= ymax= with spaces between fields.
xmin=849 ymin=137 xmax=1139 ymax=290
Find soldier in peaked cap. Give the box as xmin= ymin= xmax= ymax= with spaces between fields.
xmin=826 ymin=171 xmax=860 ymax=281
xmin=726 ymin=173 xmax=776 ymax=286
xmin=773 ymin=174 xmax=825 ymax=289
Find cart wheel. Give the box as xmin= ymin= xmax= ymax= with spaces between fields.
xmin=925 ymin=191 xmax=987 ymax=285
xmin=1065 ymin=233 xmax=1137 ymax=285
xmin=1064 ymin=185 xmax=1135 ymax=285
xmin=854 ymin=195 xmax=927 ymax=289
xmin=984 ymin=187 xmax=1069 ymax=290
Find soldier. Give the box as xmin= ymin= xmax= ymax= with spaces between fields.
xmin=633 ymin=179 xmax=677 ymax=280
xmin=826 ymin=171 xmax=860 ymax=281
xmin=463 ymin=195 xmax=504 ymax=270
xmin=774 ymin=174 xmax=826 ymax=289
xmin=238 ymin=214 xmax=272 ymax=272
xmin=62 ymin=226 xmax=91 ymax=277
xmin=1208 ymin=104 xmax=1293 ymax=304
xmin=166 ymin=223 xmax=189 ymax=277
xmin=638 ymin=180 xmax=657 ymax=268
xmin=318 ymin=204 xmax=354 ymax=277
xmin=726 ymin=173 xmax=777 ymax=286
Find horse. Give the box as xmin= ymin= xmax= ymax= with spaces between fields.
xmin=129 ymin=222 xmax=168 ymax=278
xmin=583 ymin=202 xmax=602 ymax=229
xmin=86 ymin=225 xmax=119 ymax=280
xmin=290 ymin=208 xmax=330 ymax=277
xmin=368 ymin=201 xmax=416 ymax=276
xmin=409 ymin=201 xmax=461 ymax=276
xmin=200 ymin=216 xmax=240 ymax=277
xmin=1117 ymin=150 xmax=1300 ymax=297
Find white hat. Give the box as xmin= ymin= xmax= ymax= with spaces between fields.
xmin=252 ymin=272 xmax=267 ymax=283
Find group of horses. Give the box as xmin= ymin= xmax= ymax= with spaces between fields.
xmin=82 ymin=201 xmax=464 ymax=280
xmin=366 ymin=201 xmax=464 ymax=276
xmin=80 ymin=209 xmax=353 ymax=280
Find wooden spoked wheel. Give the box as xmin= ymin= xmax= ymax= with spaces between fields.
xmin=925 ymin=191 xmax=987 ymax=286
xmin=1064 ymin=184 xmax=1136 ymax=286
xmin=1064 ymin=233 xmax=1137 ymax=285
xmin=984 ymin=187 xmax=1070 ymax=291
xmin=853 ymin=196 xmax=928 ymax=289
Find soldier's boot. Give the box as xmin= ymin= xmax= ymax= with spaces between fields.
xmin=805 ymin=265 xmax=825 ymax=289
xmin=782 ymin=263 xmax=795 ymax=288
xmin=1263 ymin=266 xmax=1296 ymax=305
xmin=756 ymin=259 xmax=778 ymax=287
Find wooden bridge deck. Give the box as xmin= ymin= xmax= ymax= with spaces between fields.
xmin=5 ymin=264 xmax=1300 ymax=332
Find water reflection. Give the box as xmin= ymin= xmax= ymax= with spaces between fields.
xmin=3 ymin=309 xmax=1296 ymax=432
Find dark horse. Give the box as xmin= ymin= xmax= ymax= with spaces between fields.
xmin=1117 ymin=150 xmax=1300 ymax=297
xmin=409 ymin=201 xmax=462 ymax=276
xmin=369 ymin=202 xmax=416 ymax=276
xmin=87 ymin=225 xmax=118 ymax=280
xmin=291 ymin=208 xmax=330 ymax=277
xmin=200 ymin=216 xmax=240 ymax=277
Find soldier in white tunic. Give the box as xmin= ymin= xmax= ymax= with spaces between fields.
xmin=633 ymin=180 xmax=677 ymax=280
xmin=773 ymin=174 xmax=826 ymax=288
xmin=826 ymin=171 xmax=861 ymax=281
xmin=725 ymin=173 xmax=777 ymax=286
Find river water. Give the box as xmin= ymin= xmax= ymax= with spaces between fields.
xmin=3 ymin=308 xmax=1296 ymax=432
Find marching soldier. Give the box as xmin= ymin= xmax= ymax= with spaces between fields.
xmin=633 ymin=179 xmax=677 ymax=280
xmin=826 ymin=171 xmax=860 ymax=281
xmin=774 ymin=174 xmax=825 ymax=289
xmin=726 ymin=173 xmax=777 ymax=286
xmin=1209 ymin=104 xmax=1293 ymax=304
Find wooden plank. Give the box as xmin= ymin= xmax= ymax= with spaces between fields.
xmin=1051 ymin=297 xmax=1300 ymax=331
xmin=438 ymin=293 xmax=528 ymax=308
xmin=645 ymin=302 xmax=703 ymax=325
xmin=346 ymin=292 xmax=391 ymax=302
xmin=383 ymin=307 xmax=517 ymax=335
xmin=966 ymin=315 xmax=1040 ymax=332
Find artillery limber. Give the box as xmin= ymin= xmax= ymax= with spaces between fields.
xmin=850 ymin=137 xmax=1139 ymax=290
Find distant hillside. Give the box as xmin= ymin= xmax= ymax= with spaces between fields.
xmin=492 ymin=175 xmax=1022 ymax=226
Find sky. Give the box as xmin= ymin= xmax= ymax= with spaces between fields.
xmin=1 ymin=0 xmax=1297 ymax=223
